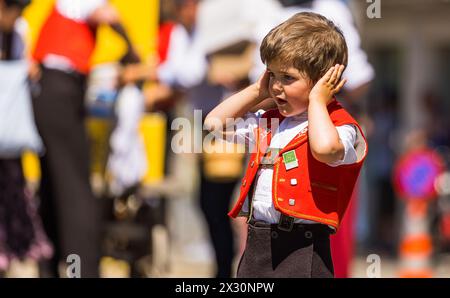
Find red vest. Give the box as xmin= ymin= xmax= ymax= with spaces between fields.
xmin=228 ymin=100 xmax=368 ymax=230
xmin=158 ymin=22 xmax=176 ymax=64
xmin=32 ymin=7 xmax=96 ymax=74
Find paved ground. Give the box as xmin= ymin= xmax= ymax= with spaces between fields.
xmin=5 ymin=152 xmax=450 ymax=278
xmin=5 ymin=251 xmax=450 ymax=278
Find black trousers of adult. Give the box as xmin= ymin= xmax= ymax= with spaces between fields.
xmin=199 ymin=165 xmax=237 ymax=278
xmin=32 ymin=67 xmax=100 ymax=277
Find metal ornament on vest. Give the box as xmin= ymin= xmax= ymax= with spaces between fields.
xmin=228 ymin=100 xmax=368 ymax=231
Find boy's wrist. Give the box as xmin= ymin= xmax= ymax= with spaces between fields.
xmin=308 ymin=94 xmax=330 ymax=107
xmin=249 ymin=83 xmax=267 ymax=103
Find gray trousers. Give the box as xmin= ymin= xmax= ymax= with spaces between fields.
xmin=237 ymin=220 xmax=334 ymax=278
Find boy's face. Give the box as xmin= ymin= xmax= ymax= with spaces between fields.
xmin=267 ymin=59 xmax=313 ymax=117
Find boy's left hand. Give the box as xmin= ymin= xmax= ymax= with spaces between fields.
xmin=309 ymin=64 xmax=346 ymax=105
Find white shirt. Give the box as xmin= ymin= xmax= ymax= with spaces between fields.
xmin=235 ymin=109 xmax=365 ymax=224
xmin=56 ymin=0 xmax=106 ymax=22
xmin=250 ymin=0 xmax=375 ymax=91
xmin=157 ymin=24 xmax=208 ymax=90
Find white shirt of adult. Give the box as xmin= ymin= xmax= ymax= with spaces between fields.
xmin=157 ymin=24 xmax=208 ymax=90
xmin=56 ymin=0 xmax=106 ymax=22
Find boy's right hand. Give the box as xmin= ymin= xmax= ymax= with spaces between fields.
xmin=254 ymin=70 xmax=272 ymax=102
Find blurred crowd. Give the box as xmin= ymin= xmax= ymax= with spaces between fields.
xmin=0 ymin=0 xmax=449 ymax=278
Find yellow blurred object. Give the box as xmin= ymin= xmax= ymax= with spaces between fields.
xmin=86 ymin=118 xmax=114 ymax=176
xmin=22 ymin=0 xmax=159 ymax=64
xmin=23 ymin=0 xmax=162 ymax=188
xmin=91 ymin=26 xmax=128 ymax=65
xmin=139 ymin=113 xmax=167 ymax=185
xmin=21 ymin=151 xmax=41 ymax=184
xmin=22 ymin=0 xmax=55 ymax=55
xmin=203 ymin=140 xmax=245 ymax=182
xmin=100 ymin=256 xmax=130 ymax=278
xmin=91 ymin=0 xmax=159 ymax=65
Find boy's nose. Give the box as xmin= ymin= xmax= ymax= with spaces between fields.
xmin=271 ymin=79 xmax=283 ymax=95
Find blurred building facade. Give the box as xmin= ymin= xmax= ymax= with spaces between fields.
xmin=349 ymin=0 xmax=450 ymax=255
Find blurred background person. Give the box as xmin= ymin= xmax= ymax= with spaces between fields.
xmin=152 ymin=0 xmax=247 ymax=278
xmin=0 ymin=0 xmax=52 ymax=277
xmin=29 ymin=0 xmax=138 ymax=277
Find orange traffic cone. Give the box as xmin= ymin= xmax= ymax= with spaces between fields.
xmin=398 ymin=200 xmax=433 ymax=278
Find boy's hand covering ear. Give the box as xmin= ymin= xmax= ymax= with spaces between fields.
xmin=255 ymin=70 xmax=272 ymax=102
xmin=309 ymin=64 xmax=346 ymax=105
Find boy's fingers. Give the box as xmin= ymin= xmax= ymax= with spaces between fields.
xmin=258 ymin=71 xmax=269 ymax=86
xmin=336 ymin=65 xmax=345 ymax=85
xmin=260 ymin=70 xmax=268 ymax=78
xmin=333 ymin=78 xmax=347 ymax=93
xmin=322 ymin=66 xmax=335 ymax=83
xmin=329 ymin=64 xmax=340 ymax=85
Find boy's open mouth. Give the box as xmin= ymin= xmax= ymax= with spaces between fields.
xmin=275 ymin=97 xmax=288 ymax=105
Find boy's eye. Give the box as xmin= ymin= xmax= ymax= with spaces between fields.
xmin=283 ymin=74 xmax=295 ymax=81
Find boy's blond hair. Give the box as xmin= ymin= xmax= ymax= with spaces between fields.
xmin=260 ymin=12 xmax=348 ymax=84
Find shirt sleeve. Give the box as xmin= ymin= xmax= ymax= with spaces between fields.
xmin=233 ymin=110 xmax=264 ymax=148
xmin=327 ymin=124 xmax=358 ymax=167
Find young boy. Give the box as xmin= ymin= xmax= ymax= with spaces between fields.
xmin=204 ymin=12 xmax=367 ymax=278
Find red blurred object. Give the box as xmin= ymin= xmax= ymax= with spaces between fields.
xmin=331 ymin=187 xmax=357 ymax=278
xmin=393 ymin=148 xmax=445 ymax=202
xmin=158 ymin=22 xmax=176 ymax=64
xmin=398 ymin=201 xmax=434 ymax=278
xmin=440 ymin=213 xmax=450 ymax=241
xmin=32 ymin=8 xmax=96 ymax=74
